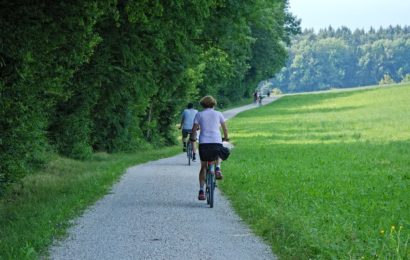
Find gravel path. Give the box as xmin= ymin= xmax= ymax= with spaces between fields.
xmin=49 ymin=97 xmax=280 ymax=260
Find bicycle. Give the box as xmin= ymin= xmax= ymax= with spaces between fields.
xmin=186 ymin=135 xmax=195 ymax=165
xmin=205 ymin=161 xmax=216 ymax=208
xmin=205 ymin=138 xmax=230 ymax=208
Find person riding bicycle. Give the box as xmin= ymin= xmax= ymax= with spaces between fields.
xmin=179 ymin=103 xmax=198 ymax=161
xmin=253 ymin=91 xmax=258 ymax=104
xmin=258 ymin=92 xmax=263 ymax=106
xmin=190 ymin=96 xmax=229 ymax=200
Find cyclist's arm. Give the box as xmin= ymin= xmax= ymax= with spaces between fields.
xmin=191 ymin=123 xmax=199 ymax=140
xmin=221 ymin=122 xmax=228 ymax=140
xmin=179 ymin=113 xmax=185 ymax=129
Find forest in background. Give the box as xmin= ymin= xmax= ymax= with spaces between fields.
xmin=0 ymin=0 xmax=299 ymax=190
xmin=271 ymin=25 xmax=410 ymax=92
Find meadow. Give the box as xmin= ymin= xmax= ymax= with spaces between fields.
xmin=221 ymin=85 xmax=410 ymax=259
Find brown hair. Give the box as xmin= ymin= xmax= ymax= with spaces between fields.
xmin=199 ymin=95 xmax=217 ymax=108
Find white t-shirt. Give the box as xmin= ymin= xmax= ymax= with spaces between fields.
xmin=181 ymin=108 xmax=198 ymax=130
xmin=194 ymin=108 xmax=225 ymax=144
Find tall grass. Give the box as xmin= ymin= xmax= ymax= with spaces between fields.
xmin=221 ymin=85 xmax=410 ymax=259
xmin=0 ymin=147 xmax=179 ymax=259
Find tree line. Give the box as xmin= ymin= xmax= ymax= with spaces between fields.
xmin=271 ymin=25 xmax=410 ymax=92
xmin=0 ymin=0 xmax=298 ymax=190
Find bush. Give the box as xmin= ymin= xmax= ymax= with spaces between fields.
xmin=379 ymin=74 xmax=396 ymax=85
xmin=401 ymin=74 xmax=410 ymax=83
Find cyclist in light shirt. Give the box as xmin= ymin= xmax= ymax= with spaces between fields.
xmin=179 ymin=103 xmax=198 ymax=161
xmin=191 ymin=96 xmax=228 ymax=200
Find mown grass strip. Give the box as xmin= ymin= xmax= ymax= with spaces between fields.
xmin=0 ymin=147 xmax=179 ymax=259
xmin=220 ymin=85 xmax=410 ymax=259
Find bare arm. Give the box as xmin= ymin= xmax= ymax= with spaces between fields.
xmin=179 ymin=113 xmax=185 ymax=129
xmin=221 ymin=122 xmax=228 ymax=140
xmin=191 ymin=123 xmax=199 ymax=140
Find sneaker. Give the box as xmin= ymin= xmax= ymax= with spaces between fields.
xmin=215 ymin=168 xmax=223 ymax=180
xmin=198 ymin=190 xmax=206 ymax=200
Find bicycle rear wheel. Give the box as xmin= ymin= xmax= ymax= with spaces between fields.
xmin=209 ymin=174 xmax=215 ymax=208
xmin=187 ymin=142 xmax=192 ymax=165
xmin=206 ymin=173 xmax=215 ymax=208
xmin=206 ymin=186 xmax=210 ymax=205
xmin=206 ymin=173 xmax=211 ymax=205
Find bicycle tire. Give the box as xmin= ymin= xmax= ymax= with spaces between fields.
xmin=206 ymin=186 xmax=210 ymax=205
xmin=209 ymin=174 xmax=215 ymax=208
xmin=187 ymin=142 xmax=192 ymax=165
xmin=206 ymin=172 xmax=212 ymax=205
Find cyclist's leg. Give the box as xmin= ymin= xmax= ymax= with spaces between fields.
xmin=198 ymin=160 xmax=207 ymax=200
xmin=182 ymin=130 xmax=188 ymax=151
xmin=215 ymin=157 xmax=223 ymax=179
xmin=199 ymin=160 xmax=207 ymax=187
xmin=192 ymin=140 xmax=197 ymax=160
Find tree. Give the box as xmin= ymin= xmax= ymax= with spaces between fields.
xmin=271 ymin=25 xmax=410 ymax=93
xmin=0 ymin=0 xmax=294 ymax=190
xmin=0 ymin=0 xmax=113 ymax=189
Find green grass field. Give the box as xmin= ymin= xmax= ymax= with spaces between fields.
xmin=0 ymin=147 xmax=179 ymax=259
xmin=221 ymin=85 xmax=410 ymax=259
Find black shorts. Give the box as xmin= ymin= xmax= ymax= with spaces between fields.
xmin=198 ymin=143 xmax=223 ymax=162
xmin=182 ymin=129 xmax=192 ymax=138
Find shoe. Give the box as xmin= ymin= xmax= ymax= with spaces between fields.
xmin=192 ymin=154 xmax=196 ymax=161
xmin=215 ymin=168 xmax=223 ymax=180
xmin=198 ymin=190 xmax=206 ymax=200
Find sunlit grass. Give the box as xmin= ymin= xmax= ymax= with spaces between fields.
xmin=221 ymin=84 xmax=410 ymax=259
xmin=0 ymin=147 xmax=179 ymax=259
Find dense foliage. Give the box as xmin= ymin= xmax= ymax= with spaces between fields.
xmin=0 ymin=0 xmax=297 ymax=190
xmin=271 ymin=25 xmax=410 ymax=92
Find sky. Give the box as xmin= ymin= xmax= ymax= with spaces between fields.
xmin=288 ymin=0 xmax=410 ymax=31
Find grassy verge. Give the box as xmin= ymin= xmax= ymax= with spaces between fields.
xmin=0 ymin=146 xmax=179 ymax=259
xmin=220 ymin=84 xmax=410 ymax=259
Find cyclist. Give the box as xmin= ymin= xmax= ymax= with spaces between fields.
xmin=179 ymin=103 xmax=198 ymax=161
xmin=253 ymin=91 xmax=258 ymax=104
xmin=190 ymin=96 xmax=229 ymax=200
xmin=258 ymin=92 xmax=263 ymax=106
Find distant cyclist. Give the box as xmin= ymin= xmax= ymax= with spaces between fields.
xmin=191 ymin=96 xmax=229 ymax=200
xmin=179 ymin=103 xmax=198 ymax=161
xmin=258 ymin=93 xmax=263 ymax=106
xmin=253 ymin=91 xmax=258 ymax=104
